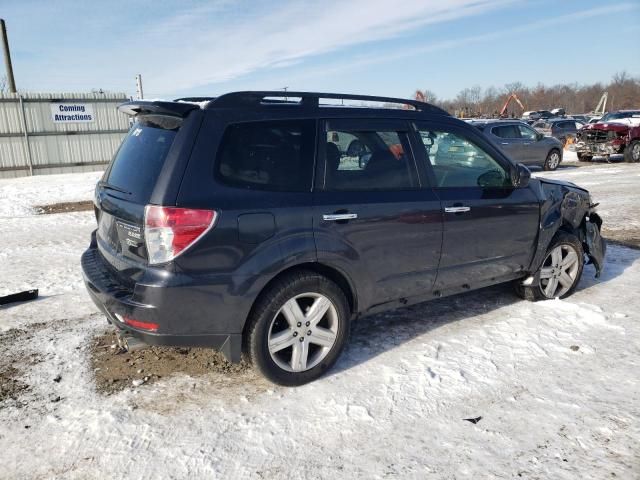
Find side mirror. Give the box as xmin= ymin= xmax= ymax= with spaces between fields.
xmin=536 ymin=132 xmax=544 ymax=141
xmin=513 ymin=163 xmax=531 ymax=188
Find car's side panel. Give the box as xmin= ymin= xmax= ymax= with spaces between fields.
xmin=313 ymin=118 xmax=443 ymax=311
xmin=412 ymin=120 xmax=541 ymax=290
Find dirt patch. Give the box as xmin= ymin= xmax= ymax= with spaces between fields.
xmin=603 ymin=231 xmax=640 ymax=250
xmin=36 ymin=201 xmax=94 ymax=214
xmin=90 ymin=329 xmax=250 ymax=394
xmin=0 ymin=365 xmax=29 ymax=403
xmin=0 ymin=326 xmax=46 ymax=406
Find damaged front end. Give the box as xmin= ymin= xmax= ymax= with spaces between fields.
xmin=575 ymin=123 xmax=628 ymax=157
xmin=529 ymin=178 xmax=606 ymax=278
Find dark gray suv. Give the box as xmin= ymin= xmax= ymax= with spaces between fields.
xmin=82 ymin=92 xmax=605 ymax=385
xmin=469 ymin=120 xmax=564 ymax=170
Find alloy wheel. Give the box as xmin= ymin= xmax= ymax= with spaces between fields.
xmin=539 ymin=244 xmax=580 ymax=298
xmin=267 ymin=293 xmax=339 ymax=372
xmin=548 ymin=152 xmax=560 ymax=169
xmin=633 ymin=142 xmax=640 ymax=162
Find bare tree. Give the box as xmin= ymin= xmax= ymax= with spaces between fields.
xmin=415 ymin=73 xmax=640 ymax=117
xmin=0 ymin=75 xmax=7 ymax=93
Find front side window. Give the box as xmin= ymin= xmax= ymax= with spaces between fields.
xmin=417 ymin=128 xmax=511 ymax=188
xmin=216 ymin=120 xmax=315 ymax=191
xmin=323 ymin=128 xmax=417 ymax=191
xmin=518 ymin=124 xmax=538 ymax=140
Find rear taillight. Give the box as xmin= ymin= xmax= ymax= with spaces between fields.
xmin=144 ymin=205 xmax=217 ymax=265
xmin=123 ymin=316 xmax=159 ymax=332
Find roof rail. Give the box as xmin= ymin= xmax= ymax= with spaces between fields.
xmin=174 ymin=96 xmax=217 ymax=103
xmin=208 ymin=91 xmax=449 ymax=115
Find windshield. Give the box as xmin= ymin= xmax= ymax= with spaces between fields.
xmin=601 ymin=111 xmax=640 ymax=122
xmin=104 ymin=114 xmax=182 ymax=202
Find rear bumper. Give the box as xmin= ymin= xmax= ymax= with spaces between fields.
xmin=81 ymin=234 xmax=244 ymax=362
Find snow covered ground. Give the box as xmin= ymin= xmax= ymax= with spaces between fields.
xmin=0 ymin=165 xmax=639 ymax=479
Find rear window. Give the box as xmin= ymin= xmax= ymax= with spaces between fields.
xmin=216 ymin=120 xmax=315 ymax=191
xmin=105 ymin=115 xmax=181 ymax=201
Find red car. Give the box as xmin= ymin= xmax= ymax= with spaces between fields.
xmin=575 ymin=110 xmax=640 ymax=162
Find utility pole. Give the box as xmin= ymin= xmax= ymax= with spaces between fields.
xmin=135 ymin=74 xmax=144 ymax=99
xmin=1 ymin=19 xmax=17 ymax=93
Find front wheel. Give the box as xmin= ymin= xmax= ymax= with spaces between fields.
xmin=543 ymin=149 xmax=561 ymax=171
xmin=624 ymin=140 xmax=640 ymax=163
xmin=245 ymin=271 xmax=350 ymax=386
xmin=516 ymin=232 xmax=584 ymax=301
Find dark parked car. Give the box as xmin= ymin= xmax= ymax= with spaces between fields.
xmin=532 ymin=118 xmax=585 ymax=146
xmin=82 ymin=91 xmax=605 ymax=386
xmin=469 ymin=119 xmax=563 ymax=170
xmin=522 ymin=110 xmax=554 ymax=121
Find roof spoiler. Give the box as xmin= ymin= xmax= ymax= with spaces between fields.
xmin=117 ymin=100 xmax=200 ymax=117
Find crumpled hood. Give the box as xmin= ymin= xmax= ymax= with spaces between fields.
xmin=535 ymin=176 xmax=588 ymax=195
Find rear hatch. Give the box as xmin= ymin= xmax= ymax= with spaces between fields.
xmin=95 ymin=113 xmax=184 ymax=285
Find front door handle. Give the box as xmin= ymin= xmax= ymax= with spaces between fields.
xmin=323 ymin=213 xmax=358 ymax=221
xmin=444 ymin=206 xmax=471 ymax=213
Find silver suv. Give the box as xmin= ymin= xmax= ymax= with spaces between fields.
xmin=469 ymin=120 xmax=563 ymax=170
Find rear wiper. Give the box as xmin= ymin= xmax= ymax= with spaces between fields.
xmin=98 ymin=181 xmax=131 ymax=195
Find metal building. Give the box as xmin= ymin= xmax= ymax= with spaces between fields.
xmin=0 ymin=92 xmax=129 ymax=178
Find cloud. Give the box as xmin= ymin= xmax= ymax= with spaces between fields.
xmin=136 ymin=0 xmax=515 ymax=93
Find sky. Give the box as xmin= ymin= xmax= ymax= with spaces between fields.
xmin=1 ymin=0 xmax=639 ymax=101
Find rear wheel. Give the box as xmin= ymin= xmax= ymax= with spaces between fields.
xmin=245 ymin=271 xmax=350 ymax=386
xmin=516 ymin=232 xmax=584 ymax=301
xmin=624 ymin=140 xmax=640 ymax=163
xmin=577 ymin=152 xmax=592 ymax=162
xmin=543 ymin=149 xmax=561 ymax=170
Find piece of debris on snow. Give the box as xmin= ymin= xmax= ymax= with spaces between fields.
xmin=570 ymin=345 xmax=580 ymax=352
xmin=464 ymin=416 xmax=483 ymax=424
xmin=53 ymin=374 xmax=62 ymax=383
xmin=0 ymin=289 xmax=39 ymax=306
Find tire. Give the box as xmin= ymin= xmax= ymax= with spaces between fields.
xmin=245 ymin=270 xmax=350 ymax=386
xmin=543 ymin=149 xmax=561 ymax=171
xmin=515 ymin=231 xmax=584 ymax=301
xmin=577 ymin=152 xmax=592 ymax=162
xmin=624 ymin=140 xmax=640 ymax=163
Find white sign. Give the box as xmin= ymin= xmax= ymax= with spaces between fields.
xmin=50 ymin=103 xmax=95 ymax=123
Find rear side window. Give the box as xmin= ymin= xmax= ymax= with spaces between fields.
xmin=322 ymin=127 xmax=417 ymax=191
xmin=106 ymin=114 xmax=181 ymax=201
xmin=492 ymin=125 xmax=521 ymax=139
xmin=216 ymin=120 xmax=315 ymax=191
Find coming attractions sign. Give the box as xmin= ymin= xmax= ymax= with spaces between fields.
xmin=50 ymin=103 xmax=95 ymax=123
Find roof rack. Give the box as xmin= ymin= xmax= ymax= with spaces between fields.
xmin=208 ymin=91 xmax=449 ymax=115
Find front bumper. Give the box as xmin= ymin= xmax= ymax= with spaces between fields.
xmin=575 ymin=140 xmax=625 ymax=156
xmin=81 ymin=236 xmax=243 ymax=362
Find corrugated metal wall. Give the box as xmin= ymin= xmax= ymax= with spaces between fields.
xmin=0 ymin=92 xmax=130 ymax=178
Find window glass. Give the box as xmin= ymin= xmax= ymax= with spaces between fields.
xmin=106 ymin=114 xmax=180 ymax=202
xmin=518 ymin=124 xmax=538 ymax=140
xmin=492 ymin=125 xmax=520 ymax=139
xmin=417 ymin=129 xmax=511 ymax=188
xmin=323 ymin=128 xmax=416 ymax=190
xmin=216 ymin=120 xmax=314 ymax=191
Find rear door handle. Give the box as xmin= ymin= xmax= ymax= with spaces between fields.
xmin=323 ymin=213 xmax=358 ymax=221
xmin=500 ymin=142 xmax=509 ymax=145
xmin=444 ymin=206 xmax=471 ymax=213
